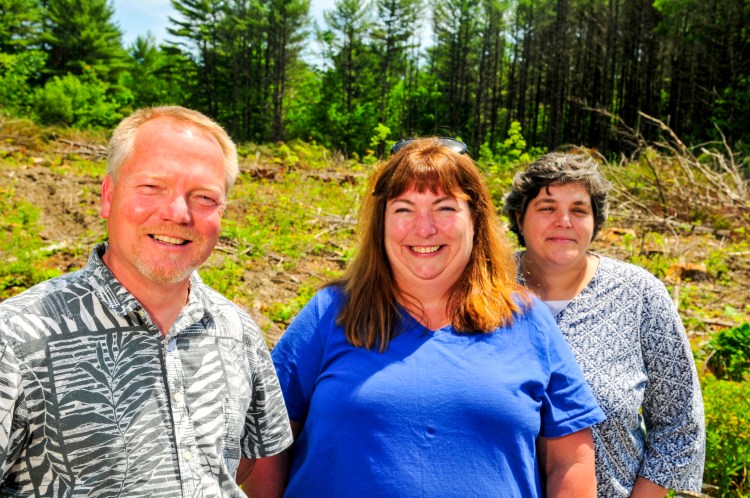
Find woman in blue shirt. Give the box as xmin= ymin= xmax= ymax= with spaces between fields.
xmin=246 ymin=138 xmax=605 ymax=497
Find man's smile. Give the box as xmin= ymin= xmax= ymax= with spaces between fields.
xmin=150 ymin=234 xmax=191 ymax=245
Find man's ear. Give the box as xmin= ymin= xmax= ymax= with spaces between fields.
xmin=101 ymin=175 xmax=113 ymax=220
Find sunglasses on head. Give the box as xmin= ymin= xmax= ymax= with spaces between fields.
xmin=390 ymin=137 xmax=468 ymax=155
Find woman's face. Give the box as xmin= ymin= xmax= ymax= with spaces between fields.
xmin=518 ymin=182 xmax=595 ymax=268
xmin=385 ymin=186 xmax=474 ymax=297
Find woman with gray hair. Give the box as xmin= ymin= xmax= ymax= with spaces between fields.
xmin=503 ymin=153 xmax=705 ymax=498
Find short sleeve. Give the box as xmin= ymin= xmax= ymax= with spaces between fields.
xmin=533 ymin=304 xmax=606 ymax=438
xmin=242 ymin=321 xmax=294 ymax=458
xmin=271 ymin=289 xmax=335 ymax=423
xmin=0 ymin=333 xmax=27 ymax=483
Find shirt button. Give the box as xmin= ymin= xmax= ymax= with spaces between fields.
xmin=183 ymin=450 xmax=192 ymax=460
xmin=173 ymin=392 xmax=183 ymax=403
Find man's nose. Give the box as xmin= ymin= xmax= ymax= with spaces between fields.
xmin=161 ymin=195 xmax=192 ymax=224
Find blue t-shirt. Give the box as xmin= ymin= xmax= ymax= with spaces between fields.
xmin=272 ymin=286 xmax=605 ymax=497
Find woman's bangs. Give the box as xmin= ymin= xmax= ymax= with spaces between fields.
xmin=386 ymin=156 xmax=463 ymax=199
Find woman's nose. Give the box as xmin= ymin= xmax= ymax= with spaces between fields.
xmin=415 ymin=212 xmax=438 ymax=237
xmin=554 ymin=211 xmax=573 ymax=228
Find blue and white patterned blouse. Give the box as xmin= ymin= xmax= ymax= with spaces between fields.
xmin=520 ymin=253 xmax=705 ymax=496
xmin=0 ymin=243 xmax=293 ymax=497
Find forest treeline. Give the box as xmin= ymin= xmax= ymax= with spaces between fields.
xmin=1 ymin=0 xmax=749 ymax=158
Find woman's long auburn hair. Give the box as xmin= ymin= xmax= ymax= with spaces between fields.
xmin=329 ymin=138 xmax=527 ymax=351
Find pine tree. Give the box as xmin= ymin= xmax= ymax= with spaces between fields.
xmin=168 ymin=0 xmax=227 ymax=116
xmin=430 ymin=0 xmax=484 ymax=140
xmin=42 ymin=0 xmax=127 ymax=83
xmin=266 ymin=0 xmax=310 ymax=140
xmin=370 ymin=0 xmax=422 ymax=138
xmin=124 ymin=34 xmax=190 ymax=107
xmin=316 ymin=0 xmax=377 ymax=153
xmin=0 ymin=0 xmax=42 ymax=53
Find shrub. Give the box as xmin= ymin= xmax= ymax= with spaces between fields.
xmin=0 ymin=50 xmax=46 ymax=114
xmin=701 ymin=374 xmax=750 ymax=497
xmin=705 ymin=323 xmax=750 ymax=381
xmin=34 ymin=76 xmax=74 ymax=125
xmin=33 ymin=68 xmax=126 ymax=128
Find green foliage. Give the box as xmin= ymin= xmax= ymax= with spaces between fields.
xmin=629 ymin=252 xmax=672 ymax=279
xmin=705 ymin=323 xmax=750 ymax=382
xmin=1 ymin=0 xmax=748 ymax=160
xmin=701 ymin=374 xmax=750 ymax=497
xmin=121 ymin=35 xmax=188 ymax=108
xmin=311 ymin=0 xmax=382 ymax=154
xmin=42 ymin=0 xmax=128 ymax=83
xmin=0 ymin=0 xmax=42 ymax=53
xmin=501 ymin=121 xmax=532 ymax=162
xmin=272 ymin=143 xmax=300 ymax=168
xmin=369 ymin=122 xmax=391 ymax=148
xmin=285 ymin=68 xmax=325 ymax=142
xmin=704 ymin=249 xmax=730 ymax=284
xmin=0 ymin=50 xmax=46 ymax=113
xmin=480 ymin=121 xmax=545 ymax=207
xmin=481 ymin=121 xmax=544 ymax=171
xmin=33 ymin=68 xmax=129 ymax=128
xmin=712 ymin=75 xmax=750 ymax=156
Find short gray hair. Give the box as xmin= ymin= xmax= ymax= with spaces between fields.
xmin=503 ymin=152 xmax=611 ymax=246
xmin=107 ymin=106 xmax=239 ymax=191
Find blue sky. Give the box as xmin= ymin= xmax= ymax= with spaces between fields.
xmin=112 ymin=0 xmax=334 ymax=48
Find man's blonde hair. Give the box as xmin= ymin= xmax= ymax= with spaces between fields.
xmin=107 ymin=106 xmax=239 ymax=191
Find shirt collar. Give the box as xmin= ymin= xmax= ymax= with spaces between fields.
xmin=85 ymin=242 xmax=209 ymax=324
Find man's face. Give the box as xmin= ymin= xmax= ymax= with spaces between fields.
xmin=101 ymin=117 xmax=227 ymax=292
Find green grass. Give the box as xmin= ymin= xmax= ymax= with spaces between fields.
xmin=0 ymin=186 xmax=63 ymax=298
xmin=702 ymin=374 xmax=750 ymax=496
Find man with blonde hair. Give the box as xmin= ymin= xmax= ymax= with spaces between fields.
xmin=0 ymin=106 xmax=292 ymax=496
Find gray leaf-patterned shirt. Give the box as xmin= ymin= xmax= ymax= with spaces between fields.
xmin=0 ymin=243 xmax=293 ymax=497
xmin=519 ymin=253 xmax=705 ymax=497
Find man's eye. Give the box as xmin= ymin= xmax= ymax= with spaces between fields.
xmin=194 ymin=195 xmax=218 ymax=207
